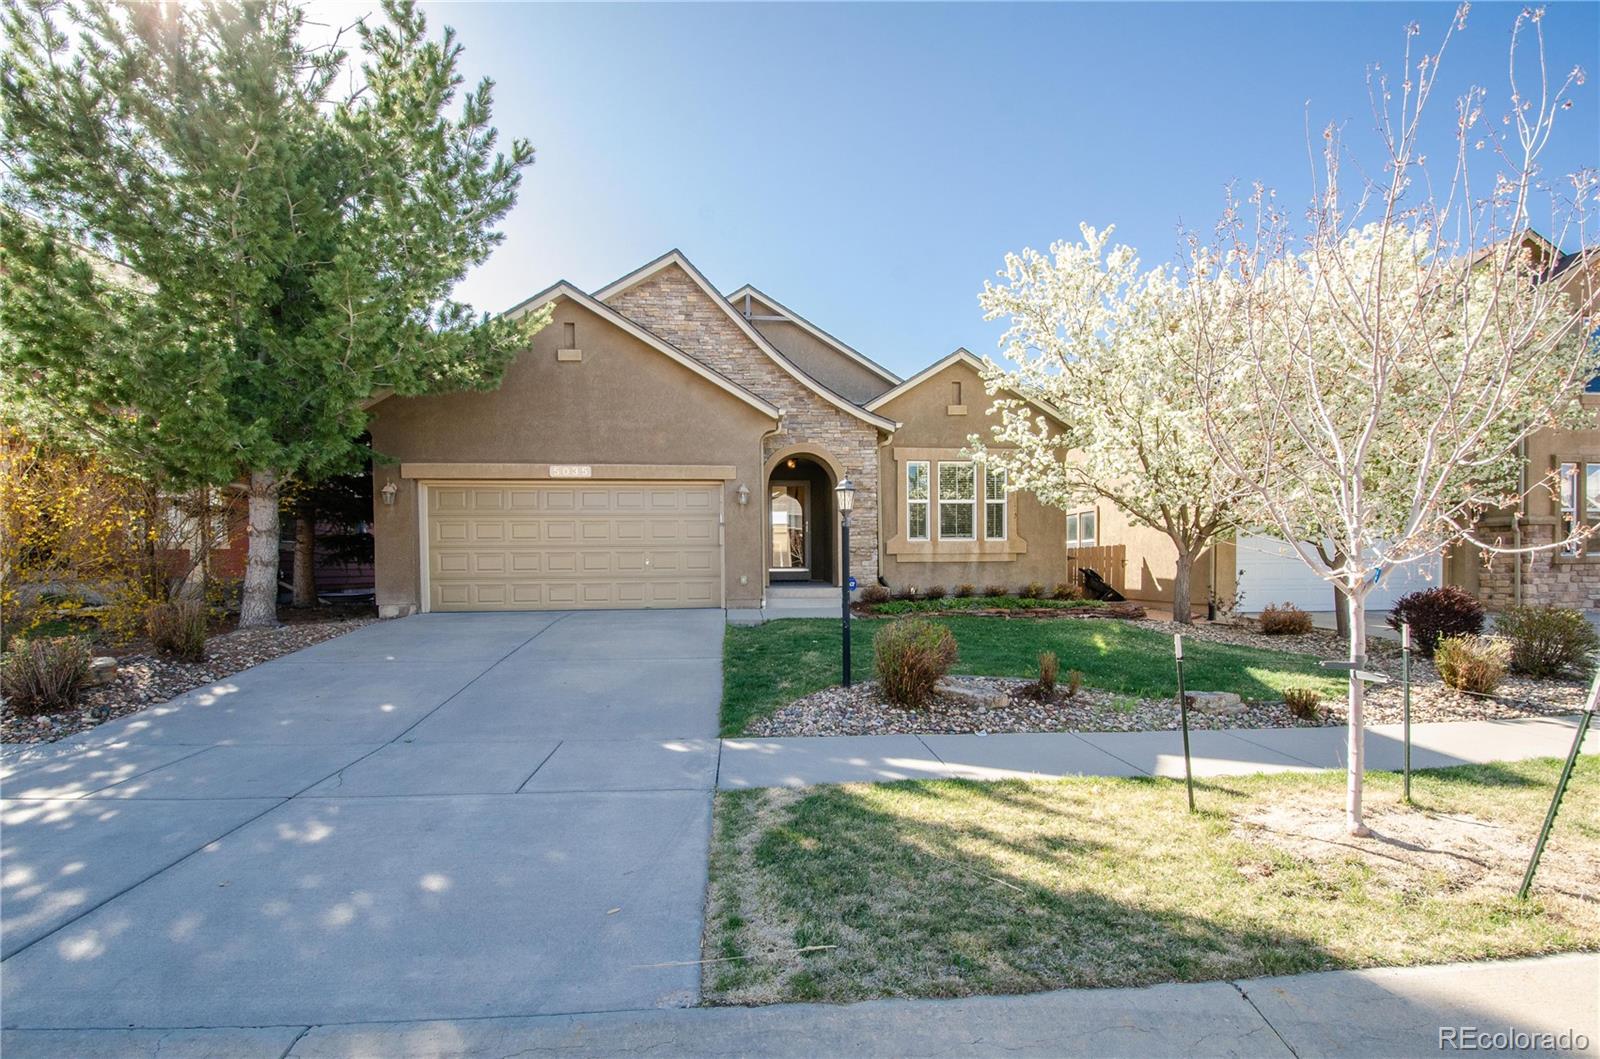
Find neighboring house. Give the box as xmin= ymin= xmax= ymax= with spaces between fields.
xmin=1086 ymin=233 xmax=1600 ymax=616
xmin=1446 ymin=238 xmax=1600 ymax=611
xmin=365 ymin=250 xmax=1070 ymax=615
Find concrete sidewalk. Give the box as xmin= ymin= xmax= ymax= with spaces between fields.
xmin=718 ymin=714 xmax=1594 ymax=788
xmin=4 ymin=952 xmax=1593 ymax=1057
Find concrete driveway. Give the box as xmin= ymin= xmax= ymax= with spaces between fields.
xmin=0 ymin=610 xmax=723 ymax=1030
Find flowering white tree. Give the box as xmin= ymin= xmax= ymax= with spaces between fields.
xmin=1189 ymin=6 xmax=1596 ymax=835
xmin=975 ymin=226 xmax=1255 ymax=623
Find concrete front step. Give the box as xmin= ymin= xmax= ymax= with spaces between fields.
xmin=766 ymin=583 xmax=840 ymax=600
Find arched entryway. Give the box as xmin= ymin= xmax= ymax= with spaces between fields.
xmin=764 ymin=448 xmax=841 ymax=586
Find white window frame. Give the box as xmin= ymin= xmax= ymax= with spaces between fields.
xmin=905 ymin=460 xmax=930 ymax=542
xmin=984 ymin=465 xmax=1007 ymax=541
xmin=1067 ymin=508 xmax=1097 ymax=548
xmin=937 ymin=461 xmax=977 ymax=541
xmin=1557 ymin=461 xmax=1599 ymax=559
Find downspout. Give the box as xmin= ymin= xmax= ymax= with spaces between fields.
xmin=1513 ymin=436 xmax=1526 ymax=607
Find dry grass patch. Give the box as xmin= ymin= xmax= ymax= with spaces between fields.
xmin=702 ymin=758 xmax=1600 ymax=1005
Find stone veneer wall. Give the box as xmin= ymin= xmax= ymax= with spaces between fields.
xmin=1474 ymin=523 xmax=1600 ymax=610
xmin=605 ymin=265 xmax=883 ymax=583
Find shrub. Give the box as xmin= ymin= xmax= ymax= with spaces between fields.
xmin=1258 ymin=602 xmax=1313 ymax=635
xmin=1387 ymin=586 xmax=1484 ymax=657
xmin=859 ymin=584 xmax=890 ymax=605
xmin=1066 ymin=669 xmax=1083 ymax=698
xmin=1494 ymin=605 xmax=1600 ymax=678
xmin=1433 ymin=635 xmax=1510 ymax=694
xmin=1021 ymin=582 xmax=1046 ymax=600
xmin=982 ymin=584 xmax=1009 ymax=598
xmin=954 ymin=583 xmax=975 ymax=598
xmin=145 ymin=598 xmax=209 ymax=662
xmin=925 ymin=585 xmax=947 ymax=600
xmin=1037 ymin=650 xmax=1059 ymax=695
xmin=1 ymin=636 xmax=90 ymax=715
xmin=873 ymin=618 xmax=958 ymax=709
xmin=1052 ymin=581 xmax=1081 ymax=601
xmin=895 ymin=586 xmax=920 ymax=601
xmin=1282 ymin=686 xmax=1322 ymax=721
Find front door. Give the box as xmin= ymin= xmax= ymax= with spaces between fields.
xmin=769 ymin=484 xmax=809 ymax=578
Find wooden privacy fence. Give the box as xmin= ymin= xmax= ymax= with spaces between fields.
xmin=1067 ymin=544 xmax=1127 ymax=594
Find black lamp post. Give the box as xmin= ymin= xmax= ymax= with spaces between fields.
xmin=836 ymin=477 xmax=856 ymax=687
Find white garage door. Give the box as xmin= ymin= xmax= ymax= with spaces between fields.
xmin=425 ymin=482 xmax=722 ymax=612
xmin=1236 ymin=534 xmax=1441 ymax=613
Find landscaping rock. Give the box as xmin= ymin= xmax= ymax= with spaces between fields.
xmin=934 ymin=677 xmax=1009 ymax=710
xmin=1185 ymin=691 xmax=1243 ymax=712
xmin=1 ymin=617 xmax=376 ymax=745
xmin=85 ymin=656 xmax=118 ymax=686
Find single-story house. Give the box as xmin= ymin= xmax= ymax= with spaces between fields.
xmin=365 ymin=250 xmax=1070 ymax=615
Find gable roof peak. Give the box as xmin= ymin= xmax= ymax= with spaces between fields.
xmin=592 ymin=250 xmax=898 ymax=431
xmin=723 ymin=283 xmax=902 ymax=386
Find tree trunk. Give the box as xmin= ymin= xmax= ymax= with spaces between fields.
xmin=1172 ymin=547 xmax=1194 ymax=625
xmin=238 ymin=469 xmax=282 ymax=628
xmin=1332 ymin=581 xmax=1350 ymax=640
xmin=1345 ymin=591 xmax=1369 ymax=836
xmin=292 ymin=515 xmax=316 ymax=608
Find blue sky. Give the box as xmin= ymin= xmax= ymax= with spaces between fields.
xmin=371 ymin=2 xmax=1598 ymax=378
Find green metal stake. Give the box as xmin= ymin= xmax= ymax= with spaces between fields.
xmin=1518 ymin=668 xmax=1599 ymax=900
xmin=1401 ymin=622 xmax=1413 ymax=804
xmin=1175 ymin=633 xmax=1195 ymax=813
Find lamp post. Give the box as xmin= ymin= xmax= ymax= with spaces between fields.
xmin=836 ymin=477 xmax=856 ymax=687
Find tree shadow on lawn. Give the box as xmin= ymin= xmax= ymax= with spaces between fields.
xmin=704 ymin=766 xmax=1596 ymax=1006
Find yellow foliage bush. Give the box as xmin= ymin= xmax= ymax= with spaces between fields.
xmin=0 ymin=431 xmax=198 ymax=644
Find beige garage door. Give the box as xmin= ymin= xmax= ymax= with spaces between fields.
xmin=425 ymin=482 xmax=722 ymax=611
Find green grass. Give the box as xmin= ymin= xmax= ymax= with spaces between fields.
xmin=12 ymin=618 xmax=98 ymax=642
xmin=870 ymin=595 xmax=1105 ymax=616
xmin=721 ymin=616 xmax=1344 ymax=736
xmin=703 ymin=758 xmax=1600 ymax=1004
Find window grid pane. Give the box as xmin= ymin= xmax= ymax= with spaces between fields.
xmin=938 ymin=462 xmax=976 ymax=540
xmin=906 ymin=462 xmax=929 ymax=501
xmin=941 ymin=504 xmax=975 ymax=539
xmin=984 ymin=466 xmax=1006 ymax=541
xmin=939 ymin=463 xmax=975 ymax=500
xmin=1066 ymin=514 xmax=1078 ymax=546
xmin=906 ymin=461 xmax=930 ymax=541
xmin=908 ymin=504 xmax=928 ymax=540
xmin=1081 ymin=511 xmax=1097 ymax=545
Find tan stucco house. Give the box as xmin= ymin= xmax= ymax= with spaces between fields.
xmin=366 ymin=250 xmax=1070 ymax=616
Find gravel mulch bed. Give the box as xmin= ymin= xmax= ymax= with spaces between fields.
xmin=746 ymin=616 xmax=1591 ymax=739
xmin=2 ymin=618 xmax=376 ymax=745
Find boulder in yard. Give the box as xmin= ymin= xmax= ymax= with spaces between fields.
xmin=86 ymin=656 xmax=118 ymax=686
xmin=935 ymin=678 xmax=1009 ymax=710
xmin=1186 ymin=691 xmax=1244 ymax=713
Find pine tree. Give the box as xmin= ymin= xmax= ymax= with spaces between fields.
xmin=1 ymin=0 xmax=547 ymax=625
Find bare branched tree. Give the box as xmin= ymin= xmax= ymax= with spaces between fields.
xmin=1188 ymin=6 xmax=1596 ymax=835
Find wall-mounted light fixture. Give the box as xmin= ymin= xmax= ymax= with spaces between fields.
xmin=381 ymin=479 xmax=398 ymax=507
xmin=785 ymin=458 xmax=797 ymax=470
xmin=736 ymin=483 xmax=750 ymax=506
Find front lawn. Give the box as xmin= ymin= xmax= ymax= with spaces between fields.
xmin=703 ymin=758 xmax=1600 ymax=1004
xmin=721 ymin=616 xmax=1344 ymax=736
